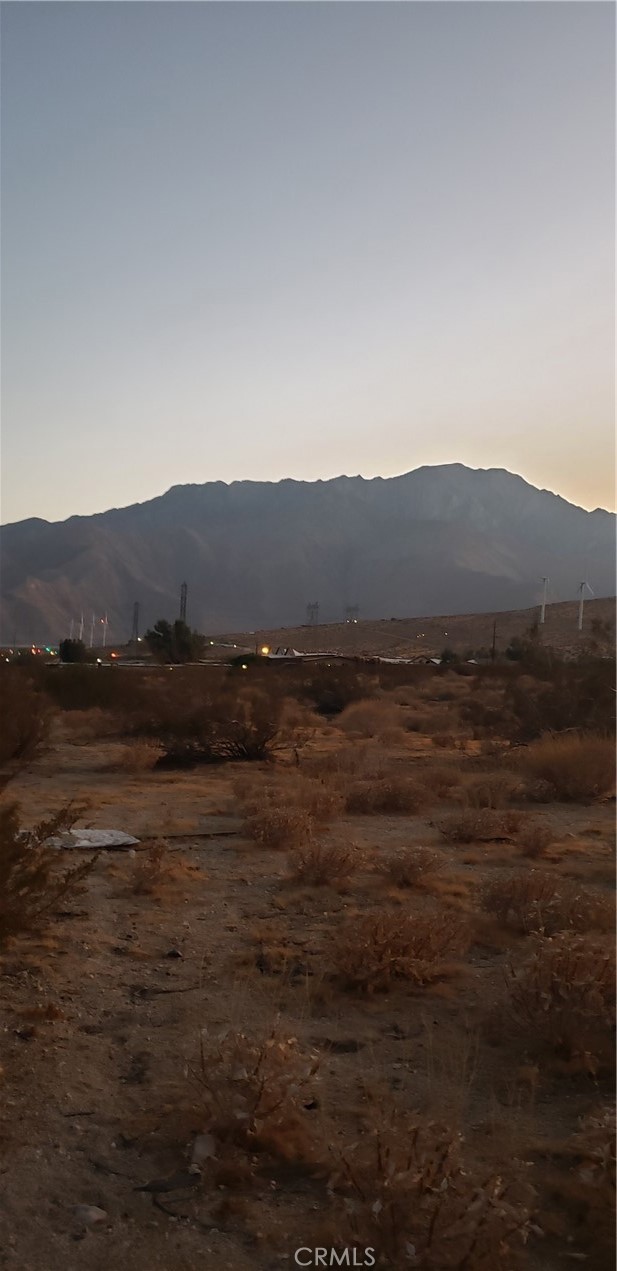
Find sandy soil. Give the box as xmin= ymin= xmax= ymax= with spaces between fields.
xmin=0 ymin=722 xmax=614 ymax=1270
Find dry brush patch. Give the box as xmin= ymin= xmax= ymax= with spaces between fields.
xmin=288 ymin=837 xmax=364 ymax=887
xmin=328 ymin=1096 xmax=533 ymax=1268
xmin=382 ymin=845 xmax=444 ymax=889
xmin=345 ymin=775 xmax=428 ymax=816
xmin=336 ymin=698 xmax=405 ymax=738
xmin=438 ymin=808 xmax=524 ymax=843
xmin=505 ymin=933 xmax=615 ymax=1073
xmin=481 ymin=871 xmax=614 ymax=937
xmin=0 ymin=802 xmax=94 ymax=947
xmin=0 ymin=671 xmax=53 ymax=767
xmin=331 ymin=908 xmax=470 ymax=993
xmin=516 ymin=733 xmax=616 ymax=803
xmin=190 ymin=1027 xmax=321 ymax=1165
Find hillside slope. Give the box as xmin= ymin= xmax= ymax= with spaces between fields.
xmin=1 ymin=464 xmax=614 ymax=644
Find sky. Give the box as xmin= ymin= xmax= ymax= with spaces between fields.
xmin=1 ymin=1 xmax=614 ymax=525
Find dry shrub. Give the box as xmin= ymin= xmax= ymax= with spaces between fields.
xmin=517 ymin=821 xmax=555 ymax=858
xmin=345 ymin=775 xmax=427 ymax=815
xmin=460 ymin=773 xmax=519 ymax=809
xmin=0 ymin=802 xmax=94 ymax=946
xmin=118 ymin=739 xmax=162 ymax=772
xmin=156 ymin=687 xmax=285 ymax=766
xmin=238 ymin=771 xmax=342 ymax=848
xmin=305 ymin=742 xmax=389 ymax=783
xmin=384 ymin=845 xmax=444 ymax=888
xmin=191 ymin=1027 xmax=320 ymax=1162
xmin=432 ymin=733 xmax=460 ymax=749
xmin=481 ymin=872 xmax=614 ymax=936
xmin=332 ymin=908 xmax=470 ymax=993
xmin=0 ymin=671 xmax=52 ymax=766
xmin=517 ymin=733 xmax=615 ymax=803
xmin=130 ymin=840 xmax=169 ymax=893
xmin=337 ymin=698 xmax=402 ymax=738
xmin=244 ymin=806 xmax=314 ymax=851
xmin=438 ymin=808 xmax=523 ymax=843
xmin=330 ymin=1096 xmax=532 ymax=1267
xmin=63 ymin=707 xmax=119 ymax=740
xmin=422 ymin=764 xmax=463 ymax=798
xmin=506 ymin=933 xmax=615 ymax=1071
xmin=289 ymin=838 xmax=361 ymax=886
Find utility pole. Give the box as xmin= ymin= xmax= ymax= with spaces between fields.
xmin=540 ymin=577 xmax=548 ymax=625
xmin=78 ymin=613 xmax=84 ymax=642
xmin=180 ymin=582 xmax=188 ymax=623
xmin=89 ymin=613 xmax=95 ymax=649
xmin=69 ymin=619 xmax=74 ymax=640
xmin=491 ymin=620 xmax=497 ymax=661
xmin=102 ymin=614 xmax=108 ymax=648
xmin=131 ymin=602 xmax=140 ymax=645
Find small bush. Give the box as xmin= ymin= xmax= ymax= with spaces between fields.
xmin=118 ymin=739 xmax=162 ymax=772
xmin=0 ymin=802 xmax=93 ymax=946
xmin=384 ymin=845 xmax=443 ymax=888
xmin=330 ymin=1097 xmax=532 ymax=1267
xmin=157 ymin=688 xmax=284 ymax=765
xmin=131 ymin=840 xmax=168 ymax=894
xmin=244 ymin=806 xmax=314 ymax=851
xmin=337 ymin=699 xmax=402 ymax=737
xmin=438 ymin=808 xmax=523 ymax=843
xmin=345 ymin=776 xmax=427 ymax=815
xmin=517 ymin=733 xmax=615 ymax=803
xmin=506 ymin=933 xmax=615 ymax=1071
xmin=517 ymin=821 xmax=555 ymax=857
xmin=0 ymin=671 xmax=52 ymax=766
xmin=191 ymin=1028 xmax=320 ymax=1161
xmin=299 ymin=668 xmax=370 ymax=717
xmin=460 ymin=772 xmax=519 ymax=809
xmin=481 ymin=872 xmax=614 ymax=936
xmin=332 ymin=908 xmax=470 ymax=993
xmin=289 ymin=838 xmax=360 ymax=886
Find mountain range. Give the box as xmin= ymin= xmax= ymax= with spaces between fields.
xmin=1 ymin=465 xmax=614 ymax=645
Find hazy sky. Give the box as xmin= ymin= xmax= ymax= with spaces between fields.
xmin=1 ymin=1 xmax=614 ymax=525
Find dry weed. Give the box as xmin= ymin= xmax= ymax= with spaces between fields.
xmin=118 ymin=739 xmax=162 ymax=772
xmin=383 ymin=845 xmax=444 ymax=888
xmin=244 ymin=805 xmax=314 ymax=851
xmin=191 ymin=1027 xmax=320 ymax=1162
xmin=460 ymin=772 xmax=519 ymax=809
xmin=481 ymin=872 xmax=614 ymax=936
xmin=516 ymin=821 xmax=555 ymax=858
xmin=130 ymin=840 xmax=169 ymax=894
xmin=337 ymin=698 xmax=403 ymax=737
xmin=517 ymin=733 xmax=616 ymax=802
xmin=438 ymin=808 xmax=523 ymax=843
xmin=0 ymin=802 xmax=94 ymax=946
xmin=329 ymin=1095 xmax=533 ymax=1266
xmin=345 ymin=775 xmax=427 ymax=815
xmin=289 ymin=838 xmax=361 ymax=886
xmin=506 ymin=933 xmax=615 ymax=1072
xmin=332 ymin=908 xmax=470 ymax=993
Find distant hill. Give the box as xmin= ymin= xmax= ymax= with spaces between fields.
xmin=1 ymin=464 xmax=614 ymax=644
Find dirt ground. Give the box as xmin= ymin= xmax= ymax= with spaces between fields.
xmin=0 ymin=711 xmax=614 ymax=1271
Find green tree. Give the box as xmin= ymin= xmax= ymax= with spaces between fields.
xmin=144 ymin=619 xmax=206 ymax=665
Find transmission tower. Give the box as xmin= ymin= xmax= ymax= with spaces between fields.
xmin=180 ymin=582 xmax=188 ymax=623
xmin=131 ymin=602 xmax=140 ymax=645
xmin=306 ymin=602 xmax=319 ymax=625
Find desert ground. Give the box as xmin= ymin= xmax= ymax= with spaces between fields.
xmin=0 ymin=654 xmax=614 ymax=1270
